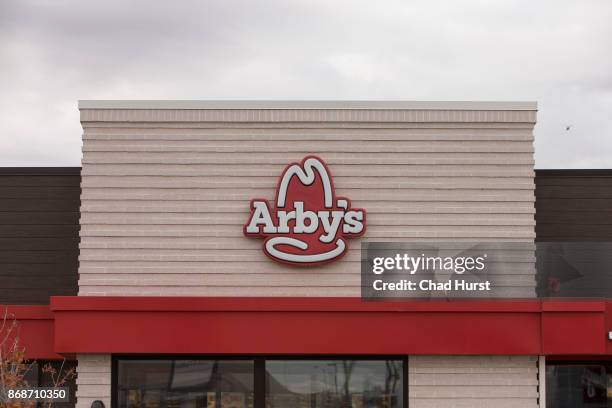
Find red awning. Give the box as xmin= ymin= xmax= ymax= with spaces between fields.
xmin=6 ymin=298 xmax=612 ymax=359
xmin=35 ymin=297 xmax=612 ymax=356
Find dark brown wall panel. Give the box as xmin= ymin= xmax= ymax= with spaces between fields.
xmin=1 ymin=167 xmax=608 ymax=302
xmin=535 ymin=170 xmax=612 ymax=241
xmin=0 ymin=168 xmax=80 ymax=304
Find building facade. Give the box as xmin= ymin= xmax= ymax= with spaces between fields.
xmin=2 ymin=101 xmax=612 ymax=408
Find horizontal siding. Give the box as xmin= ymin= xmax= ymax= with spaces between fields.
xmin=80 ymin=188 xmax=534 ymax=202
xmin=80 ymin=201 xmax=535 ymax=214
xmin=409 ymin=356 xmax=539 ymax=408
xmin=77 ymin=248 xmax=537 ymax=263
xmin=79 ymin=213 xmax=535 ymax=226
xmin=81 ymin=176 xmax=535 ymax=189
xmin=79 ymin=116 xmax=535 ymax=297
xmin=0 ymin=169 xmax=80 ymax=304
xmin=83 ymin=140 xmax=535 ymax=153
xmin=77 ymin=286 xmax=536 ymax=298
xmin=82 ymin=122 xmax=535 ymax=130
xmin=80 ymin=108 xmax=537 ymax=123
xmin=78 ymin=263 xmax=536 ymax=276
xmin=75 ymin=355 xmax=111 ymax=408
xmin=535 ymin=170 xmax=612 ymax=241
xmin=77 ymin=273 xmax=536 ymax=286
xmin=82 ymin=151 xmax=534 ymax=165
xmin=78 ymin=225 xmax=533 ymax=238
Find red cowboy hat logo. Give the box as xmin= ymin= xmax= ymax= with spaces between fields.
xmin=244 ymin=155 xmax=366 ymax=266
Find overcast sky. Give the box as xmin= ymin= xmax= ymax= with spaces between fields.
xmin=1 ymin=0 xmax=611 ymax=168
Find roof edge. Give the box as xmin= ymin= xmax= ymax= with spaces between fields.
xmin=78 ymin=100 xmax=538 ymax=111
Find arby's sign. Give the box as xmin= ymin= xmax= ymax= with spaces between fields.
xmin=244 ymin=155 xmax=366 ymax=266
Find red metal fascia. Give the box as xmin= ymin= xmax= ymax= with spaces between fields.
xmin=49 ymin=296 xmax=542 ymax=312
xmin=48 ymin=297 xmax=607 ymax=356
xmin=6 ymin=298 xmax=611 ymax=357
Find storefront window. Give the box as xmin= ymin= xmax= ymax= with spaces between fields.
xmin=115 ymin=358 xmax=405 ymax=408
xmin=116 ymin=360 xmax=254 ymax=408
xmin=265 ymin=360 xmax=403 ymax=408
xmin=547 ymin=362 xmax=612 ymax=408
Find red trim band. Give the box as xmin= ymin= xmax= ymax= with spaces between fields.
xmin=47 ymin=297 xmax=612 ymax=356
xmin=49 ymin=296 xmax=545 ymax=312
xmin=5 ymin=298 xmax=611 ymax=358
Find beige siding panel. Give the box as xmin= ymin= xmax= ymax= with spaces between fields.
xmin=75 ymin=354 xmax=111 ymax=408
xmin=78 ymin=262 xmax=536 ymax=275
xmin=80 ymin=200 xmax=535 ymax=214
xmin=82 ymin=151 xmax=534 ymax=165
xmin=77 ymin=286 xmax=364 ymax=296
xmin=77 ymin=273 xmax=536 ymax=287
xmin=83 ymin=140 xmax=534 ymax=153
xmin=80 ymin=188 xmax=534 ymax=202
xmin=81 ymin=164 xmax=535 ymax=177
xmin=78 ymin=248 xmax=536 ymax=262
xmin=80 ymin=176 xmax=535 ymax=190
xmin=409 ymin=356 xmax=539 ymax=408
xmin=80 ymin=212 xmax=535 ymax=226
xmin=79 ymin=106 xmax=535 ymax=297
xmin=80 ymin=108 xmax=537 ymax=123
xmin=77 ymin=263 xmax=535 ymax=276
xmin=79 ymin=123 xmax=535 ymax=133
xmin=82 ymin=121 xmax=535 ymax=131
xmin=79 ymin=224 xmax=533 ymax=238
xmin=77 ymin=286 xmax=536 ymax=297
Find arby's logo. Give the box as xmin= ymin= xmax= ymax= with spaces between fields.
xmin=244 ymin=155 xmax=366 ymax=266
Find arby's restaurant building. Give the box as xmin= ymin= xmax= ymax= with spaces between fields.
xmin=2 ymin=101 xmax=612 ymax=408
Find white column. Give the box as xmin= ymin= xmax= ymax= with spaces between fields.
xmin=538 ymin=356 xmax=546 ymax=408
xmin=75 ymin=354 xmax=111 ymax=408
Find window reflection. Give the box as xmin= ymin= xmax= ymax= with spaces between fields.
xmin=116 ymin=359 xmax=404 ymax=408
xmin=117 ymin=360 xmax=254 ymax=408
xmin=547 ymin=363 xmax=612 ymax=408
xmin=265 ymin=360 xmax=403 ymax=408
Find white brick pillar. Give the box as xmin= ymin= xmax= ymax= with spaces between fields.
xmin=76 ymin=354 xmax=112 ymax=408
xmin=409 ymin=355 xmax=540 ymax=408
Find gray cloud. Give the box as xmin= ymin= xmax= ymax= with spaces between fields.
xmin=0 ymin=0 xmax=611 ymax=167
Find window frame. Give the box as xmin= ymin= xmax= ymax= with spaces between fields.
xmin=112 ymin=355 xmax=408 ymax=408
